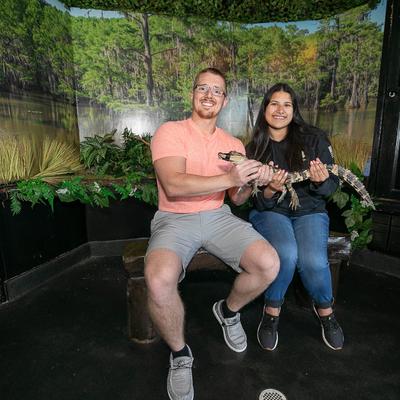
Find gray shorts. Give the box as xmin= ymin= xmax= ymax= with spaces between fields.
xmin=146 ymin=204 xmax=266 ymax=281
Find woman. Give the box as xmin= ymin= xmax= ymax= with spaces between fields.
xmin=246 ymin=83 xmax=344 ymax=351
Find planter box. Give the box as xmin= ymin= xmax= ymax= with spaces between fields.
xmin=0 ymin=199 xmax=87 ymax=301
xmin=85 ymin=198 xmax=156 ymax=241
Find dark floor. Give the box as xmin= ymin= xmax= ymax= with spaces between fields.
xmin=0 ymin=256 xmax=399 ymax=400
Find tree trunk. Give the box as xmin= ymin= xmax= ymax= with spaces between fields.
xmin=229 ymin=23 xmax=239 ymax=97
xmin=139 ymin=13 xmax=154 ymax=107
xmin=329 ymin=17 xmax=341 ymax=111
xmin=361 ymin=71 xmax=369 ymax=107
xmin=304 ymin=81 xmax=310 ymax=110
xmin=313 ymin=79 xmax=320 ymax=111
xmin=125 ymin=12 xmax=154 ymax=107
xmin=246 ymin=81 xmax=254 ymax=137
xmin=330 ymin=64 xmax=338 ymax=99
xmin=349 ymin=71 xmax=360 ymax=108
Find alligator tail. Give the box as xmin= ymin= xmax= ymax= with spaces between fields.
xmin=328 ymin=165 xmax=375 ymax=210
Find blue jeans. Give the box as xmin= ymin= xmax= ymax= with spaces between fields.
xmin=249 ymin=210 xmax=333 ymax=309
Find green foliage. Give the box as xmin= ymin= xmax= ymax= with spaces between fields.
xmin=56 ymin=176 xmax=92 ymax=204
xmin=7 ymin=129 xmax=158 ymax=214
xmin=63 ymin=0 xmax=373 ymax=24
xmin=330 ymin=163 xmax=374 ymax=250
xmin=331 ymin=188 xmax=350 ymax=209
xmin=9 ymin=179 xmax=55 ymax=215
xmin=342 ymin=195 xmax=373 ymax=250
xmin=0 ymin=0 xmax=75 ymax=100
xmin=121 ymin=130 xmax=154 ymax=176
xmin=319 ymin=93 xmax=342 ymax=109
xmin=0 ymin=0 xmax=382 ymax=113
xmin=80 ymin=129 xmax=154 ymax=178
xmin=80 ymin=131 xmax=122 ymax=175
xmin=67 ymin=3 xmax=383 ymax=116
xmin=8 ymin=175 xmax=157 ymax=215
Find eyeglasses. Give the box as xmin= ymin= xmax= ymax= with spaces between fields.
xmin=194 ymin=84 xmax=226 ymax=97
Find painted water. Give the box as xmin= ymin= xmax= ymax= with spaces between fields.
xmin=0 ymin=92 xmax=376 ymax=147
xmin=0 ymin=92 xmax=79 ymax=144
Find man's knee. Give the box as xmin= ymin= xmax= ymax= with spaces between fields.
xmin=144 ymin=249 xmax=182 ymax=303
xmin=242 ymin=240 xmax=280 ymax=280
xmin=258 ymin=245 xmax=280 ymax=281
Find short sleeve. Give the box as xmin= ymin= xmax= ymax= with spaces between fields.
xmin=151 ymin=121 xmax=186 ymax=162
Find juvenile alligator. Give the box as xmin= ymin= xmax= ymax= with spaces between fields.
xmin=218 ymin=150 xmax=375 ymax=210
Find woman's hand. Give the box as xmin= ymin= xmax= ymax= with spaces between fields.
xmin=309 ymin=158 xmax=329 ymax=184
xmin=256 ymin=164 xmax=274 ymax=187
xmin=263 ymin=162 xmax=288 ymax=198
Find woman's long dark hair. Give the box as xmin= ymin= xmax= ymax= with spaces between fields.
xmin=246 ymin=83 xmax=323 ymax=171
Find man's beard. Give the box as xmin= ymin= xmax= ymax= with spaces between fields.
xmin=196 ymin=108 xmax=219 ymax=119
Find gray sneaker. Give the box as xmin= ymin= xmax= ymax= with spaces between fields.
xmin=212 ymin=300 xmax=247 ymax=352
xmin=167 ymin=346 xmax=194 ymax=400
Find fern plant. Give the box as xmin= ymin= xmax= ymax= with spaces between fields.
xmin=80 ymin=130 xmax=122 ymax=176
xmin=3 ymin=129 xmax=158 ymax=215
xmin=9 ymin=179 xmax=56 ymax=215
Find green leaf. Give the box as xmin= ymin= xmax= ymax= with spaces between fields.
xmin=331 ymin=188 xmax=349 ymax=209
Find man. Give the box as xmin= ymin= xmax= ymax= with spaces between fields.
xmin=144 ymin=67 xmax=279 ymax=400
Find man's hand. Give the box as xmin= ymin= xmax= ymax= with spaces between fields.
xmin=228 ymin=159 xmax=262 ymax=187
xmin=309 ymin=158 xmax=329 ymax=184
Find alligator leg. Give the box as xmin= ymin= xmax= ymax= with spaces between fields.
xmin=287 ymin=183 xmax=300 ymax=209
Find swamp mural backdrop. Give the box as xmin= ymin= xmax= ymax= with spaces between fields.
xmin=0 ymin=0 xmax=387 ymax=221
xmin=1 ymin=1 xmax=386 ymax=141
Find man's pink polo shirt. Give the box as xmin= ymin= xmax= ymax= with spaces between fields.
xmin=151 ymin=118 xmax=245 ymax=213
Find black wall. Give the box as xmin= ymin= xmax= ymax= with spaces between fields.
xmin=0 ymin=200 xmax=87 ymax=282
xmin=369 ymin=0 xmax=400 ymax=256
xmin=85 ymin=198 xmax=156 ymax=241
xmin=0 ymin=197 xmax=156 ymax=302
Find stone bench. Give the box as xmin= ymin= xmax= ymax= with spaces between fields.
xmin=123 ymin=235 xmax=351 ymax=344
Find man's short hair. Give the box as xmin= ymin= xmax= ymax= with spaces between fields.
xmin=193 ymin=67 xmax=227 ymax=94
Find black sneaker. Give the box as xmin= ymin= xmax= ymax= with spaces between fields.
xmin=313 ymin=305 xmax=344 ymax=350
xmin=257 ymin=307 xmax=279 ymax=351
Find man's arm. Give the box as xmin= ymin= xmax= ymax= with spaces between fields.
xmin=154 ymin=156 xmax=262 ymax=198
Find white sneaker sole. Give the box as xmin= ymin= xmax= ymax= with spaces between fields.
xmin=167 ymin=386 xmax=194 ymax=400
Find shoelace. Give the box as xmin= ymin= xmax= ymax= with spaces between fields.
xmin=322 ymin=315 xmax=340 ymax=331
xmin=223 ymin=314 xmax=240 ymax=327
xmin=170 ymin=359 xmax=193 ymax=370
xmin=261 ymin=315 xmax=278 ymax=332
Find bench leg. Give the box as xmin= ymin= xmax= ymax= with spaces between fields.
xmin=127 ymin=276 xmax=158 ymax=344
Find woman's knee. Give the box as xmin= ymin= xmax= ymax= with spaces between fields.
xmin=298 ymin=253 xmax=328 ymax=275
xmin=278 ymin=246 xmax=298 ymax=271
